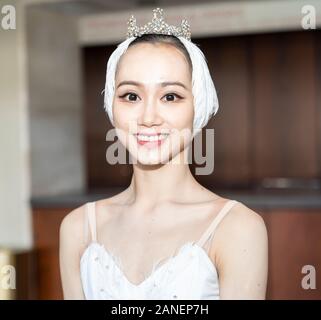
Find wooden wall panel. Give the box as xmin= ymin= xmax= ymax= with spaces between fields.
xmin=194 ymin=36 xmax=251 ymax=187
xmin=265 ymin=209 xmax=321 ymax=299
xmin=315 ymin=31 xmax=321 ymax=178
xmin=33 ymin=208 xmax=69 ymax=299
xmin=252 ymin=32 xmax=318 ymax=179
xmin=83 ymin=46 xmax=132 ymax=190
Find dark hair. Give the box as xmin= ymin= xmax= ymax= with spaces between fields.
xmin=128 ymin=34 xmax=192 ymax=73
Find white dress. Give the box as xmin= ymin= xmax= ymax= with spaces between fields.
xmin=80 ymin=199 xmax=238 ymax=300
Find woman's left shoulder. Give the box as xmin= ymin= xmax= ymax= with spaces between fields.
xmin=213 ymin=199 xmax=268 ymax=299
xmin=230 ymin=200 xmax=266 ymax=225
xmin=219 ymin=199 xmax=268 ymax=246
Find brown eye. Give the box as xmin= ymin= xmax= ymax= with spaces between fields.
xmin=166 ymin=94 xmax=175 ymax=101
xmin=128 ymin=93 xmax=138 ymax=101
xmin=119 ymin=92 xmax=139 ymax=102
xmin=163 ymin=93 xmax=182 ymax=102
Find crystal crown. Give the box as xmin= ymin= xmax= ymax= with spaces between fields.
xmin=126 ymin=8 xmax=191 ymax=41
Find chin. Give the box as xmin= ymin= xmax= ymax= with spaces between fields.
xmin=129 ymin=149 xmax=171 ymax=166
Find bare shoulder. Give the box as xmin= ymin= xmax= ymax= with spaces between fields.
xmin=59 ymin=191 xmax=126 ymax=249
xmin=59 ymin=203 xmax=88 ymax=255
xmin=211 ymin=200 xmax=268 ymax=299
xmin=225 ymin=200 xmax=267 ymax=235
xmin=59 ymin=203 xmax=92 ymax=299
xmin=218 ymin=201 xmax=267 ymax=242
xmin=213 ymin=199 xmax=268 ymax=269
xmin=60 ymin=203 xmax=85 ymax=229
xmin=60 ymin=190 xmax=125 ymax=234
xmin=59 ymin=191 xmax=129 ymax=299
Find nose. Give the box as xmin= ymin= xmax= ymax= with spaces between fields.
xmin=138 ymin=96 xmax=162 ymax=127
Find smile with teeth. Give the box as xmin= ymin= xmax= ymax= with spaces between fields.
xmin=134 ymin=133 xmax=170 ymax=147
xmin=136 ymin=134 xmax=169 ymax=141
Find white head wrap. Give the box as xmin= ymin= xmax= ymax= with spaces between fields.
xmin=103 ymin=36 xmax=219 ymax=136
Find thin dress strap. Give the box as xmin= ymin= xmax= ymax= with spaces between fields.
xmin=196 ymin=200 xmax=238 ymax=248
xmin=86 ymin=201 xmax=97 ymax=243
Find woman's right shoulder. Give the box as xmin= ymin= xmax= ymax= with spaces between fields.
xmin=59 ymin=195 xmax=120 ymax=244
xmin=59 ymin=203 xmax=89 ymax=252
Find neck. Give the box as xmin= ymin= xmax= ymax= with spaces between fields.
xmin=127 ymin=148 xmax=199 ymax=209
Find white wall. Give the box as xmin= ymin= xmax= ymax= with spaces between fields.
xmin=26 ymin=5 xmax=85 ymax=197
xmin=0 ymin=0 xmax=85 ymax=249
xmin=0 ymin=0 xmax=32 ymax=249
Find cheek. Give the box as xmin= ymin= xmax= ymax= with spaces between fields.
xmin=186 ymin=103 xmax=195 ymax=126
xmin=113 ymin=104 xmax=131 ymax=128
xmin=166 ymin=102 xmax=194 ymax=130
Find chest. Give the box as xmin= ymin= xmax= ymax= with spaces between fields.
xmin=80 ymin=241 xmax=220 ymax=300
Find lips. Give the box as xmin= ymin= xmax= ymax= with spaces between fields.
xmin=134 ymin=133 xmax=169 ymax=148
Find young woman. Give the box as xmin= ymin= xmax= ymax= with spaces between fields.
xmin=59 ymin=8 xmax=268 ymax=300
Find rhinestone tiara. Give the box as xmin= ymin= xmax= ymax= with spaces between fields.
xmin=126 ymin=8 xmax=191 ymax=41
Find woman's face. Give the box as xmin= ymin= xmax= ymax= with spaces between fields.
xmin=113 ymin=42 xmax=194 ymax=166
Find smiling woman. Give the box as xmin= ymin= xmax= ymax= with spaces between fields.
xmin=113 ymin=36 xmax=195 ymax=165
xmin=59 ymin=7 xmax=268 ymax=300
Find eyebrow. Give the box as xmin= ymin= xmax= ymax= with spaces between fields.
xmin=116 ymin=80 xmax=188 ymax=90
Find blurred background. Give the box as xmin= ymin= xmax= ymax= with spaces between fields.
xmin=0 ymin=0 xmax=321 ymax=299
